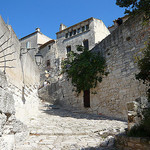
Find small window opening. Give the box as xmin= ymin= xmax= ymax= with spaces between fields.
xmin=69 ymin=32 xmax=72 ymax=37
xmin=83 ymin=39 xmax=89 ymax=50
xmin=82 ymin=26 xmax=85 ymax=32
xmin=48 ymin=45 xmax=51 ymax=50
xmin=86 ymin=24 xmax=89 ymax=30
xmin=65 ymin=33 xmax=68 ymax=38
xmin=73 ymin=30 xmax=76 ymax=35
xmin=77 ymin=28 xmax=80 ymax=33
xmin=66 ymin=46 xmax=71 ymax=53
xmin=26 ymin=41 xmax=30 ymax=49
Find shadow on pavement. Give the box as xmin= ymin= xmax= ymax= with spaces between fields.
xmin=41 ymin=103 xmax=126 ymax=122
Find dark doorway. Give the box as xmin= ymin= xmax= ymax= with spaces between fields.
xmin=83 ymin=90 xmax=90 ymax=107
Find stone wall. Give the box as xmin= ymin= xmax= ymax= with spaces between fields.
xmin=0 ymin=17 xmax=40 ymax=123
xmin=0 ymin=70 xmax=28 ymax=150
xmin=56 ymin=15 xmax=150 ymax=120
xmin=38 ymin=18 xmax=110 ymax=105
xmin=0 ymin=16 xmax=40 ymax=149
xmin=127 ymin=97 xmax=150 ymax=130
xmin=115 ymin=134 xmax=150 ymax=150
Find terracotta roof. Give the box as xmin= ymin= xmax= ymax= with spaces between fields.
xmin=39 ymin=40 xmax=55 ymax=49
xmin=56 ymin=17 xmax=95 ymax=34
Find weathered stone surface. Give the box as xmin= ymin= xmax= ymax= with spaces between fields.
xmin=0 ymin=113 xmax=7 ymax=136
xmin=116 ymin=134 xmax=150 ymax=150
xmin=52 ymin=14 xmax=149 ymax=121
xmin=127 ymin=97 xmax=150 ymax=130
xmin=15 ymin=101 xmax=127 ymax=150
xmin=0 ymin=89 xmax=15 ymax=114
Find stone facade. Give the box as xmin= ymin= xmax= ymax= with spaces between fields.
xmin=20 ymin=28 xmax=51 ymax=59
xmin=38 ymin=40 xmax=60 ymax=103
xmin=39 ymin=15 xmax=150 ymax=121
xmin=39 ymin=17 xmax=110 ymax=104
xmin=56 ymin=17 xmax=110 ymax=59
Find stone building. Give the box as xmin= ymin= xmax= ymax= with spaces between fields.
xmin=38 ymin=17 xmax=110 ymax=104
xmin=19 ymin=28 xmax=51 ymax=59
xmin=56 ymin=17 xmax=110 ymax=58
xmin=57 ymin=15 xmax=149 ymax=120
xmin=38 ymin=15 xmax=149 ymax=121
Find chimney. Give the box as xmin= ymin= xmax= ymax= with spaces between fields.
xmin=59 ymin=24 xmax=67 ymax=31
xmin=36 ymin=28 xmax=40 ymax=32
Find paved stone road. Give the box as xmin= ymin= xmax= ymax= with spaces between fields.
xmin=15 ymin=101 xmax=127 ymax=150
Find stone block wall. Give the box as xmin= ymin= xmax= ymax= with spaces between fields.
xmin=0 ymin=15 xmax=40 ymax=149
xmin=56 ymin=15 xmax=150 ymax=120
xmin=0 ymin=71 xmax=28 ymax=150
xmin=127 ymin=97 xmax=149 ymax=130
xmin=115 ymin=134 xmax=150 ymax=150
xmin=0 ymin=16 xmax=40 ymax=124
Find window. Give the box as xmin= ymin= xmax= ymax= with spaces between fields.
xmin=77 ymin=28 xmax=80 ymax=33
xmin=83 ymin=39 xmax=89 ymax=50
xmin=82 ymin=26 xmax=85 ymax=32
xmin=46 ymin=60 xmax=50 ymax=67
xmin=26 ymin=41 xmax=30 ymax=49
xmin=86 ymin=24 xmax=89 ymax=30
xmin=48 ymin=45 xmax=51 ymax=50
xmin=83 ymin=90 xmax=90 ymax=107
xmin=73 ymin=30 xmax=76 ymax=35
xmin=69 ymin=32 xmax=72 ymax=37
xmin=66 ymin=46 xmax=71 ymax=53
xmin=65 ymin=33 xmax=68 ymax=38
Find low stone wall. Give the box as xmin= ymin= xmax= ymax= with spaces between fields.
xmin=115 ymin=134 xmax=150 ymax=150
xmin=127 ymin=97 xmax=149 ymax=130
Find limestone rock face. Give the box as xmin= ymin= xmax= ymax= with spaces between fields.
xmin=0 ymin=89 xmax=15 ymax=114
xmin=0 ymin=71 xmax=28 ymax=149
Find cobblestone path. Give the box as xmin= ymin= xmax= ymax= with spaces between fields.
xmin=15 ymin=101 xmax=127 ymax=150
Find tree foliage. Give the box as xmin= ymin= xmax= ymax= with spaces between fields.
xmin=61 ymin=46 xmax=108 ymax=93
xmin=116 ymin=0 xmax=150 ymax=20
xmin=129 ymin=40 xmax=150 ymax=137
xmin=136 ymin=40 xmax=150 ymax=100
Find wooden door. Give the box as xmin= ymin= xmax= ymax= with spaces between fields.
xmin=84 ymin=90 xmax=90 ymax=107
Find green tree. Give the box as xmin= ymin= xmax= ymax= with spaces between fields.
xmin=61 ymin=46 xmax=108 ymax=93
xmin=116 ymin=0 xmax=150 ymax=20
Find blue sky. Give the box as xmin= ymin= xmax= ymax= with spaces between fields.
xmin=1 ymin=0 xmax=125 ymax=39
